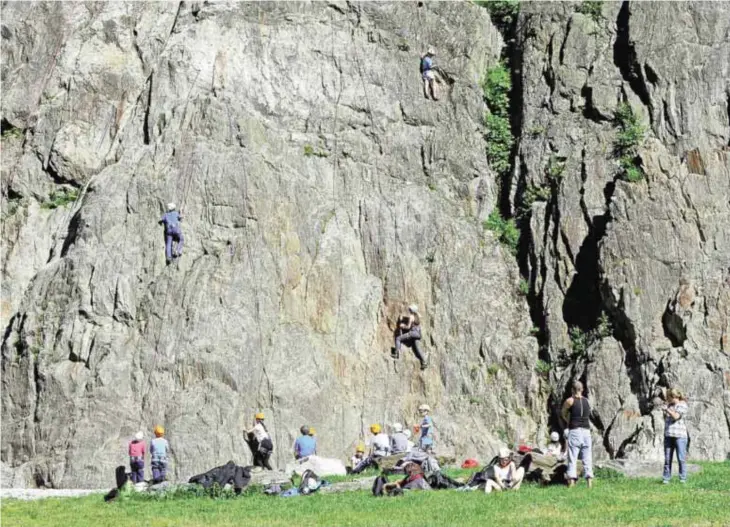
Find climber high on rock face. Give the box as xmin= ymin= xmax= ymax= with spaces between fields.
xmin=394 ymin=304 xmax=427 ymax=370
xmin=420 ymin=48 xmax=438 ymax=101
xmin=159 ymin=203 xmax=184 ymax=265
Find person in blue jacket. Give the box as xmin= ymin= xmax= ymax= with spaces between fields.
xmin=159 ymin=203 xmax=184 ymax=265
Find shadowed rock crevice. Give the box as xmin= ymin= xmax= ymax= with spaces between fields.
xmin=613 ymin=1 xmax=652 ymax=111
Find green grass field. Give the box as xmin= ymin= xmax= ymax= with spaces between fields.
xmin=3 ymin=462 xmax=729 ymax=527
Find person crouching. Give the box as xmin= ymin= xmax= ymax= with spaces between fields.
xmin=485 ymin=448 xmax=524 ymax=493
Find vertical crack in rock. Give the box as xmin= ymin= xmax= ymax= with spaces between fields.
xmin=613 ymin=2 xmax=652 ymax=114
xmin=143 ymin=74 xmax=153 ymax=145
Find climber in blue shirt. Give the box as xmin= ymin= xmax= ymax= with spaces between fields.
xmin=420 ymin=48 xmax=438 ymax=101
xmin=159 ymin=203 xmax=184 ymax=265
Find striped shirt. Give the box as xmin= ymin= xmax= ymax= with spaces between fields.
xmin=664 ymin=401 xmax=688 ymax=438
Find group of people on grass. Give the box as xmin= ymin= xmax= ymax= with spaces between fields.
xmin=127 ymin=382 xmax=689 ymax=488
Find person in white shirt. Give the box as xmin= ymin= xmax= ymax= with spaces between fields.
xmin=485 ymin=448 xmax=524 ymax=493
xmin=545 ymin=431 xmax=564 ymax=459
xmin=245 ymin=412 xmax=273 ymax=470
xmin=368 ymin=424 xmax=391 ymax=458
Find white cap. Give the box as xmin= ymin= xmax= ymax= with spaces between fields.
xmin=427 ymin=47 xmax=435 ymax=55
xmin=418 ymin=403 xmax=430 ymax=412
xmin=498 ymin=447 xmax=511 ymax=459
xmin=408 ymin=304 xmax=419 ymax=314
xmin=135 ymin=431 xmax=144 ymax=441
xmin=550 ymin=431 xmax=560 ymax=442
xmin=392 ymin=423 xmax=403 ymax=433
xmin=167 ymin=202 xmax=176 ymax=211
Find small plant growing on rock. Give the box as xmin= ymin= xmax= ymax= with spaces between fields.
xmin=596 ymin=311 xmax=613 ymax=338
xmin=484 ymin=210 xmax=519 ymax=255
xmin=483 ymin=62 xmax=514 ymax=177
xmin=576 ymin=1 xmax=603 ymax=24
xmin=535 ymin=359 xmax=552 ymax=375
xmin=487 ymin=363 xmax=500 ymax=376
xmin=546 ymin=155 xmax=566 ymax=182
xmin=518 ymin=278 xmax=529 ymax=296
xmin=518 ymin=184 xmax=550 ymax=218
xmin=569 ymin=326 xmax=588 ymax=355
xmin=41 ymin=188 xmax=79 ymax=210
xmin=614 ymin=103 xmax=646 ymax=182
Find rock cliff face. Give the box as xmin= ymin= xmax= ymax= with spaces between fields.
xmin=1 ymin=1 xmax=728 ymax=488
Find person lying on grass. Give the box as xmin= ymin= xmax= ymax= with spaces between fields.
xmin=485 ymin=448 xmax=524 ymax=493
xmin=384 ymin=461 xmax=432 ymax=492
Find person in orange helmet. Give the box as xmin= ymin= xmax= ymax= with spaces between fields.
xmin=150 ymin=425 xmax=169 ymax=484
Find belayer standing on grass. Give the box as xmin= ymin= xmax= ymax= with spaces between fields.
xmin=662 ymin=388 xmax=689 ymax=484
xmin=394 ymin=304 xmax=427 ymax=370
xmin=417 ymin=404 xmax=435 ymax=453
xmin=150 ymin=425 xmax=170 ymax=484
xmin=159 ymin=202 xmax=184 ymax=266
xmin=128 ymin=431 xmax=146 ymax=484
xmin=420 ymin=48 xmax=439 ymax=101
xmin=561 ymin=380 xmax=594 ymax=488
xmin=246 ymin=412 xmax=274 ymax=470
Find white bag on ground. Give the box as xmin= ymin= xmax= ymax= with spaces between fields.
xmin=285 ymin=455 xmax=347 ymax=477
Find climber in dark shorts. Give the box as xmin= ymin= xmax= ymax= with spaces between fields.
xmin=394 ymin=304 xmax=427 ymax=369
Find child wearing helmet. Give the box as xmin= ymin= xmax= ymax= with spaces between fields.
xmin=150 ymin=425 xmax=169 ymax=484
xmin=128 ymin=431 xmax=146 ymax=483
xmin=158 ymin=203 xmax=184 ymax=266
xmin=418 ymin=404 xmax=434 ymax=453
xmin=351 ymin=443 xmax=366 ymax=470
xmin=246 ymin=412 xmax=273 ymax=470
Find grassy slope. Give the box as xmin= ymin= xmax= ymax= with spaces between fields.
xmin=3 ymin=462 xmax=729 ymax=527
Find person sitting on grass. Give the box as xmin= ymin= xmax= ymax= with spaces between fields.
xmin=484 ymin=448 xmax=524 ymax=494
xmin=351 ymin=444 xmax=366 ymax=471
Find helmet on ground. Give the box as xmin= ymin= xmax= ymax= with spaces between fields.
xmin=300 ymin=425 xmax=310 ymax=435
xmin=427 ymin=47 xmax=435 ymax=56
xmin=135 ymin=431 xmax=144 ymax=441
xmin=418 ymin=404 xmax=430 ymax=412
xmin=461 ymin=458 xmax=479 ymax=469
xmin=309 ymin=427 xmax=316 ymax=436
xmin=167 ymin=202 xmax=176 ymax=211
xmin=550 ymin=431 xmax=559 ymax=442
xmin=356 ymin=443 xmax=366 ymax=453
xmin=154 ymin=425 xmax=165 ymax=437
xmin=408 ymin=304 xmax=419 ymax=314
xmin=255 ymin=412 xmax=265 ymax=420
xmin=498 ymin=447 xmax=511 ymax=460
xmin=392 ymin=423 xmax=403 ymax=433
xmin=370 ymin=424 xmax=381 ymax=434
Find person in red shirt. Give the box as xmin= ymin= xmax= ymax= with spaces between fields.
xmin=128 ymin=431 xmax=146 ymax=483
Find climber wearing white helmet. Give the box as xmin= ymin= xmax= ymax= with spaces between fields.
xmin=546 ymin=431 xmax=564 ymax=458
xmin=394 ymin=304 xmax=427 ymax=370
xmin=158 ymin=201 xmax=184 ymax=266
xmin=484 ymin=448 xmax=525 ymax=493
